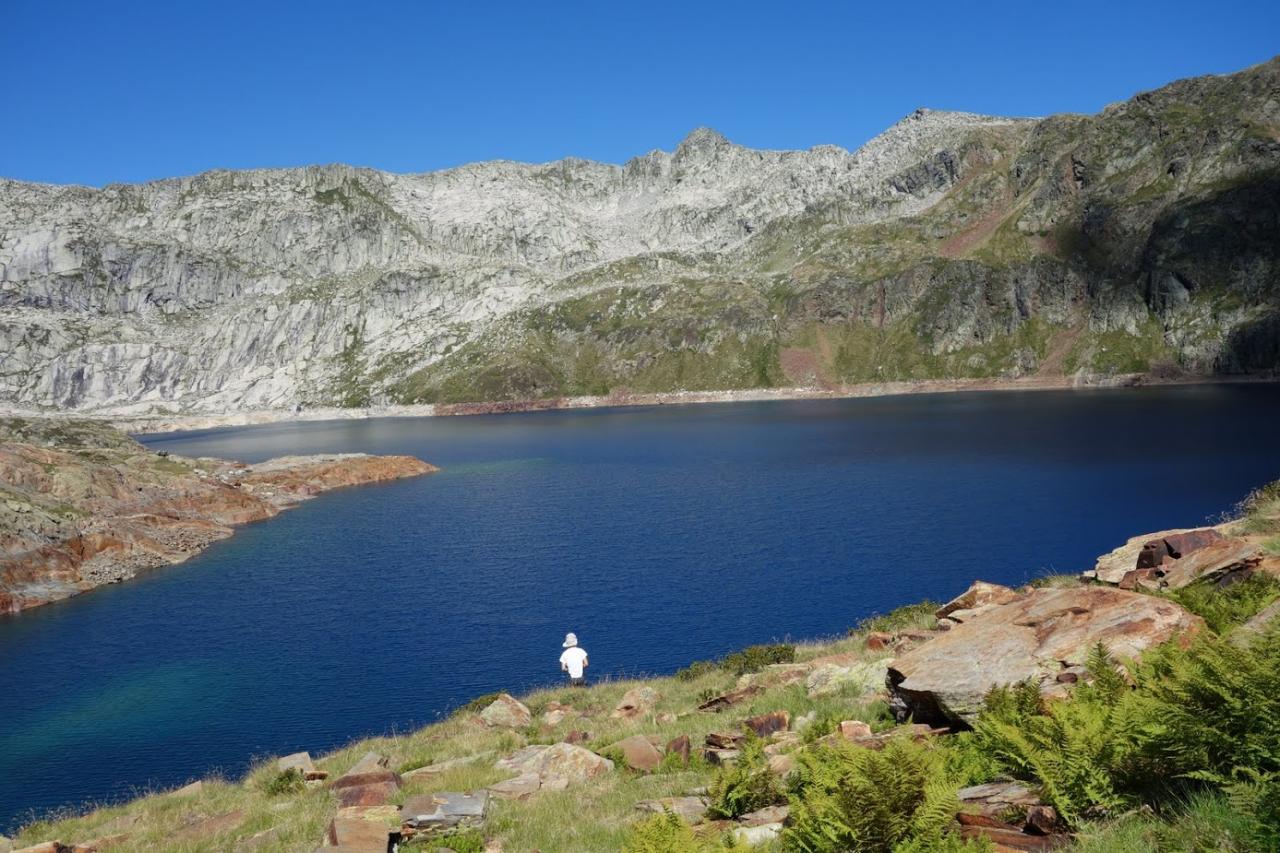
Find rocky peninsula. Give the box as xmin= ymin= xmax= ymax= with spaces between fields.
xmin=0 ymin=417 xmax=436 ymax=614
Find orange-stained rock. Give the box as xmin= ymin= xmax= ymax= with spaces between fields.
xmin=935 ymin=580 xmax=1021 ymax=622
xmin=889 ymin=586 xmax=1202 ymax=724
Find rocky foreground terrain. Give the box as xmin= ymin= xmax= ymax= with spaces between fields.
xmin=4 ymin=482 xmax=1278 ymax=851
xmin=2 ymin=58 xmax=1278 ymax=417
xmin=0 ymin=418 xmax=435 ymax=613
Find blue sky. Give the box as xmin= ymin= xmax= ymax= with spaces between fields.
xmin=3 ymin=1 xmax=1277 ymax=187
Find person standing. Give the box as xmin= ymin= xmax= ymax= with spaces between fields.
xmin=559 ymin=632 xmax=589 ymax=686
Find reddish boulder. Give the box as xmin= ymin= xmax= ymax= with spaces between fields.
xmin=612 ymin=735 xmax=663 ymax=773
xmin=743 ymin=711 xmax=790 ymax=738
xmin=889 ymin=587 xmax=1202 ymax=724
xmin=665 ymin=734 xmax=691 ymax=765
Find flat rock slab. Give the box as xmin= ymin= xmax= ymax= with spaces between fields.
xmin=635 ymin=796 xmax=708 ymax=824
xmin=494 ymin=743 xmax=613 ymax=784
xmin=402 ymin=752 xmax=493 ymax=781
xmin=401 ymin=791 xmax=489 ymax=831
xmin=172 ymin=810 xmax=245 ymax=842
xmin=889 ymin=586 xmax=1202 ymax=724
xmin=488 ymin=773 xmax=542 ymax=800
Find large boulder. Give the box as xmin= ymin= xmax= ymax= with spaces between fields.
xmin=494 ymin=742 xmax=613 ymax=785
xmin=1090 ymin=527 xmax=1205 ymax=584
xmin=888 ymin=586 xmax=1202 ymax=724
xmin=611 ymin=735 xmax=664 ymax=772
xmin=479 ymin=694 xmax=532 ymax=728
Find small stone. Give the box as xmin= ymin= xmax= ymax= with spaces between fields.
xmin=611 ymin=686 xmax=660 ymax=719
xmin=656 ymin=712 xmax=677 ymax=724
xmin=733 ymin=823 xmax=783 ymax=846
xmin=326 ymin=816 xmax=392 ymax=849
xmin=838 ymin=720 xmax=873 ymax=740
xmin=666 ymin=734 xmax=691 ymax=765
xmin=743 ymin=711 xmax=789 ymax=738
xmin=488 ymin=773 xmax=542 ymax=800
xmin=167 ymin=780 xmax=203 ymax=797
xmin=479 ymin=694 xmax=532 ymax=728
xmin=635 ymin=796 xmax=708 ymax=824
xmin=702 ymin=748 xmax=740 ymax=766
xmin=704 ymin=731 xmax=745 ymax=750
xmin=1024 ymin=805 xmax=1059 ymax=835
xmin=563 ymin=730 xmax=591 ymax=744
xmin=276 ymin=751 xmax=314 ymax=775
xmin=612 ymin=735 xmax=663 ymax=773
xmin=740 ymin=805 xmax=789 ymax=827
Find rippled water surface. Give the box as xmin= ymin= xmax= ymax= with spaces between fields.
xmin=3 ymin=385 xmax=1280 ymax=829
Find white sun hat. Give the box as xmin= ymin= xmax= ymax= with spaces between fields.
xmin=562 ymin=632 xmax=579 ymax=648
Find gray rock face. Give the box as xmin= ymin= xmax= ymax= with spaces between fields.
xmin=2 ymin=59 xmax=1278 ymax=414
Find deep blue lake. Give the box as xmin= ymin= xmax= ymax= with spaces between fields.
xmin=3 ymin=385 xmax=1280 ymax=830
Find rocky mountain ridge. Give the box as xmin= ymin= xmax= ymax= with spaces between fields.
xmin=1 ymin=59 xmax=1278 ymax=414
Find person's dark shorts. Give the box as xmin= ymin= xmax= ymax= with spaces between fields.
xmin=569 ymin=676 xmax=587 ymax=687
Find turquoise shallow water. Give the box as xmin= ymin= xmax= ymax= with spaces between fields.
xmin=2 ymin=385 xmax=1279 ymax=830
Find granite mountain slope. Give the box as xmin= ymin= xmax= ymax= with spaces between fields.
xmin=2 ymin=58 xmax=1278 ymax=414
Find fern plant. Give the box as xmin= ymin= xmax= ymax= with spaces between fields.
xmin=784 ymin=737 xmax=987 ymax=852
xmin=969 ymin=645 xmax=1135 ymax=825
xmin=707 ymin=736 xmax=786 ymax=819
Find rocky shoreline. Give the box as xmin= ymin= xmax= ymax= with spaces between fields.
xmin=0 ymin=418 xmax=436 ymax=614
xmin=3 ymin=371 xmax=1263 ymax=436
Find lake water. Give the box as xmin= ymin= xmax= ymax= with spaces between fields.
xmin=2 ymin=385 xmax=1280 ymax=830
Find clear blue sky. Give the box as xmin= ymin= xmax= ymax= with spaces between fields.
xmin=3 ymin=0 xmax=1277 ymax=187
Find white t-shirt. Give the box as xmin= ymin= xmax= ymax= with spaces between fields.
xmin=559 ymin=646 xmax=588 ymax=679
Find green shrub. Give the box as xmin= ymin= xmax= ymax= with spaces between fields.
xmin=1224 ymin=768 xmax=1280 ymax=851
xmin=721 ymin=643 xmax=797 ymax=676
xmin=707 ymin=737 xmax=786 ymax=819
xmin=1170 ymin=571 xmax=1280 ymax=634
xmin=622 ymin=811 xmax=750 ymax=853
xmin=784 ymin=737 xmax=986 ymax=852
xmin=260 ymin=768 xmax=305 ymax=796
xmin=1072 ymin=790 xmax=1260 ymax=852
xmin=1236 ymin=479 xmax=1280 ymax=534
xmin=851 ymin=601 xmax=941 ymax=635
xmin=675 ymin=659 xmax=720 ymax=682
xmin=433 ymin=829 xmax=486 ymax=853
xmin=1122 ymin=623 xmax=1280 ymax=783
xmin=453 ymin=691 xmax=503 ymax=717
xmin=675 ymin=643 xmax=796 ymax=681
